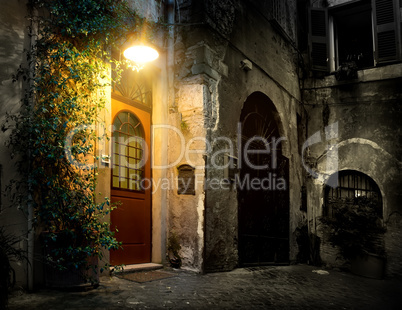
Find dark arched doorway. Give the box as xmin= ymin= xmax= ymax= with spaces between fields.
xmin=238 ymin=92 xmax=289 ymax=266
xmin=322 ymin=170 xmax=385 ymax=273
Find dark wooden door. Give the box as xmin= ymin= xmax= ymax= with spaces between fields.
xmin=238 ymin=94 xmax=289 ymax=266
xmin=110 ymin=98 xmax=151 ymax=265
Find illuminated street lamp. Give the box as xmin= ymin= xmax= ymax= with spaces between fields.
xmin=123 ymin=44 xmax=159 ymax=71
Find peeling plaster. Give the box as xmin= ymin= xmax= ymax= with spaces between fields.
xmin=197 ymin=189 xmax=205 ymax=269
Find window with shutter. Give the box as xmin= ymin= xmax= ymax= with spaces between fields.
xmin=372 ymin=0 xmax=401 ymax=63
xmin=309 ymin=8 xmax=329 ymax=71
xmin=332 ymin=1 xmax=374 ymax=69
xmin=308 ymin=0 xmax=401 ymax=72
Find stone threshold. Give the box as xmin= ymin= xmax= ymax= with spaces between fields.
xmin=113 ymin=263 xmax=163 ymax=274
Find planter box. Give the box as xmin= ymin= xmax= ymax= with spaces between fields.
xmin=44 ymin=256 xmax=99 ymax=289
xmin=350 ymin=253 xmax=385 ymax=279
xmin=41 ymin=232 xmax=99 ymax=289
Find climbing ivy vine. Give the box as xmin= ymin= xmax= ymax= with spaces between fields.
xmin=2 ymin=0 xmax=155 ymax=277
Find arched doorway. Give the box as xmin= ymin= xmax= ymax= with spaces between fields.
xmin=109 ymin=62 xmax=153 ymax=266
xmin=238 ymin=92 xmax=289 ymax=266
xmin=110 ymin=103 xmax=152 ymax=265
xmin=322 ymin=170 xmax=385 ymax=273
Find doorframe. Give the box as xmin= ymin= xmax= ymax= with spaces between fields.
xmin=105 ymin=64 xmax=167 ymax=267
xmin=109 ymin=94 xmax=153 ymax=265
xmin=237 ymin=91 xmax=290 ymax=266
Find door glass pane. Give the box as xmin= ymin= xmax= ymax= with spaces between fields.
xmin=119 ymin=112 xmax=128 ymax=124
xmin=112 ymin=176 xmax=119 ymax=188
xmin=112 ymin=111 xmax=145 ymax=191
xmin=114 ymin=118 xmax=122 ymax=130
xmin=128 ymin=157 xmax=137 ymax=167
xmin=129 ymin=125 xmax=135 ymax=136
xmin=120 ymin=178 xmax=128 ymax=189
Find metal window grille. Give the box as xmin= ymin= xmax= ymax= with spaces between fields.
xmin=324 ymin=170 xmax=383 ymax=218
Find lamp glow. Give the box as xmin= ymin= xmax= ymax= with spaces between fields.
xmin=123 ymin=45 xmax=159 ymax=71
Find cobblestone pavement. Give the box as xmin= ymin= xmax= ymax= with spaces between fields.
xmin=8 ymin=265 xmax=402 ymax=309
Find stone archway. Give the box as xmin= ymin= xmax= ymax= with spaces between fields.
xmin=238 ymin=92 xmax=290 ymax=266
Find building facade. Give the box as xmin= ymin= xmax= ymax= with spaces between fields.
xmin=0 ymin=0 xmax=401 ymax=288
xmin=302 ymin=0 xmax=402 ymax=277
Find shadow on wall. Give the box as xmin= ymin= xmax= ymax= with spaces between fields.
xmin=385 ymin=211 xmax=402 ymax=277
xmin=294 ymin=224 xmax=322 ymax=266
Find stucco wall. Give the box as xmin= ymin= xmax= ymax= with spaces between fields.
xmin=0 ymin=0 xmax=29 ymax=287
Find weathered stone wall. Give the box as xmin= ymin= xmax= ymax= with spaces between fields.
xmin=166 ymin=82 xmax=207 ymax=271
xmin=0 ymin=0 xmax=29 ymax=287
xmin=163 ymin=0 xmax=212 ymax=272
xmin=385 ymin=212 xmax=402 ymax=277
xmin=128 ymin=0 xmax=164 ymax=22
xmin=167 ymin=0 xmax=304 ymax=272
xmin=303 ymin=64 xmax=402 ymax=276
xmin=173 ymin=0 xmax=304 ymax=271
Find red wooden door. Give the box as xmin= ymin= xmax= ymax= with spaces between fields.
xmin=110 ymin=98 xmax=151 ymax=265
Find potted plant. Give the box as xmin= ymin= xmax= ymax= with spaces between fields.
xmin=39 ymin=197 xmax=119 ymax=288
xmin=335 ymin=60 xmax=358 ymax=81
xmin=0 ymin=227 xmax=26 ymax=309
xmin=320 ymin=196 xmax=386 ymax=279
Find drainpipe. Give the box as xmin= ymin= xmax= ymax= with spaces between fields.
xmin=167 ymin=0 xmax=175 ymax=110
xmin=163 ymin=0 xmax=175 ymax=258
